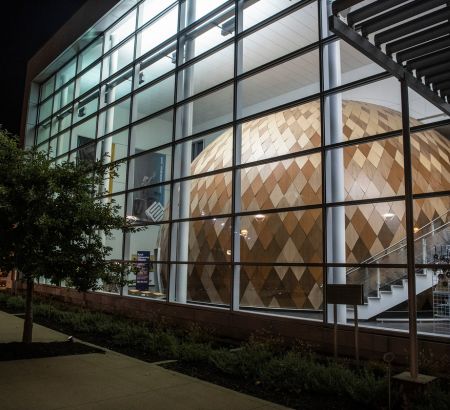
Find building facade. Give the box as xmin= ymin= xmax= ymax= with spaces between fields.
xmin=22 ymin=0 xmax=450 ymax=340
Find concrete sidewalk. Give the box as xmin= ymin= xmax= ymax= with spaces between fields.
xmin=0 ymin=311 xmax=289 ymax=410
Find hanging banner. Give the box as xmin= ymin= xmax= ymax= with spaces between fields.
xmin=136 ymin=251 xmax=150 ymax=291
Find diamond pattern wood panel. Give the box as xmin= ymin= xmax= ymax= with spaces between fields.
xmin=159 ymin=100 xmax=450 ymax=308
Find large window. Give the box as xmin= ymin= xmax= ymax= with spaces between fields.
xmin=32 ymin=0 xmax=450 ymax=337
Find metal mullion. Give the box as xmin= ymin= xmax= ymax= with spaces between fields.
xmin=400 ymin=79 xmax=419 ymax=379
xmin=323 ymin=71 xmax=391 ymax=97
xmin=327 ymin=262 xmax=408 ymax=269
xmin=125 ymin=180 xmax=171 ymax=197
xmin=137 ymin=0 xmax=179 ymax=33
xmin=412 ymin=190 xmax=450 ymax=201
xmin=174 ymin=123 xmax=232 ymax=146
xmin=236 ymin=145 xmax=322 ymax=171
xmin=326 ymin=194 xmax=406 ymax=209
xmin=318 ymin=0 xmax=327 ymax=325
xmin=127 ymin=141 xmax=174 ymax=162
xmin=166 ymin=0 xmax=183 ymax=304
xmin=325 ymin=129 xmax=403 ymax=151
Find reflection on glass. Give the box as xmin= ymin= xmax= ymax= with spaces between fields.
xmin=138 ymin=0 xmax=174 ymax=27
xmin=39 ymin=99 xmax=53 ymax=123
xmin=103 ymin=70 xmax=133 ymax=106
xmin=37 ymin=121 xmax=51 ymax=144
xmin=41 ymin=77 xmax=54 ymax=100
xmin=73 ymin=91 xmax=99 ymax=124
xmin=53 ymin=81 xmax=75 ymax=114
xmin=97 ymin=130 xmax=129 ymax=162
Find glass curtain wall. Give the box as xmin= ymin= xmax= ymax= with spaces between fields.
xmin=33 ymin=0 xmax=450 ymax=337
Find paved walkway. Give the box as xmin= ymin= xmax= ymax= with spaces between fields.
xmin=0 ymin=311 xmax=289 ymax=410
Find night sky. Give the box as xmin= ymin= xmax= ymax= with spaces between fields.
xmin=0 ymin=0 xmax=87 ymax=136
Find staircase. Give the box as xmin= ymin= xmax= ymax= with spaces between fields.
xmin=346 ymin=212 xmax=449 ymax=320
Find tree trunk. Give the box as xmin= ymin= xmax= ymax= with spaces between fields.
xmin=22 ymin=277 xmax=34 ymax=343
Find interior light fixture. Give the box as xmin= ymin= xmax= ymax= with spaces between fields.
xmin=254 ymin=214 xmax=266 ymax=222
xmin=413 ymin=226 xmax=420 ymax=233
xmin=240 ymin=228 xmax=248 ymax=237
xmin=382 ymin=212 xmax=395 ymax=221
xmin=220 ymin=18 xmax=235 ymax=36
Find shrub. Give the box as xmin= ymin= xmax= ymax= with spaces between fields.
xmin=6 ymin=295 xmax=25 ymax=311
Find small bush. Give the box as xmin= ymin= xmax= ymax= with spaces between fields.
xmin=6 ymin=296 xmax=25 ymax=311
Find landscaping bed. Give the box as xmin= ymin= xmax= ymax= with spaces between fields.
xmin=0 ymin=292 xmax=449 ymax=409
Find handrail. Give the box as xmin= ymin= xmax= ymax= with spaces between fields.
xmin=346 ymin=210 xmax=449 ymax=275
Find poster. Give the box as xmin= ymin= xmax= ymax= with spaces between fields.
xmin=136 ymin=251 xmax=150 ymax=291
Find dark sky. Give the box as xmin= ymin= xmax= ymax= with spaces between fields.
xmin=0 ymin=0 xmax=87 ymax=136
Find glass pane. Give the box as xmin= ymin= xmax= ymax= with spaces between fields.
xmin=128 ymin=148 xmax=172 ymax=190
xmin=176 ymin=85 xmax=233 ymax=139
xmin=411 ymin=129 xmax=450 ymax=195
xmin=78 ymin=37 xmax=103 ymax=72
xmin=173 ymin=172 xmax=232 ymax=218
xmin=171 ymin=217 xmax=232 ymax=262
xmin=240 ymin=100 xmax=321 ymax=164
xmin=104 ymin=229 xmax=123 ymax=260
xmin=177 ymin=44 xmax=234 ymax=101
xmin=238 ymin=49 xmax=320 ymax=119
xmin=49 ymin=137 xmax=58 ymax=158
xmin=186 ymin=264 xmax=231 ymax=306
xmin=326 ymin=136 xmax=405 ymax=202
xmin=41 ymin=77 xmax=54 ymax=100
xmin=73 ymin=91 xmax=99 ymax=124
xmin=58 ymin=109 xmax=73 ymax=132
xmin=240 ymin=209 xmax=323 ymax=263
xmin=137 ymin=6 xmax=178 ymax=57
xmin=105 ymin=160 xmax=127 ymax=194
xmin=97 ymin=130 xmax=129 ymax=162
xmin=104 ymin=9 xmax=136 ymax=52
xmin=103 ymin=70 xmax=133 ymax=106
xmin=180 ymin=0 xmax=229 ymax=29
xmin=241 ymin=153 xmax=322 ymax=212
xmin=127 ymin=185 xmax=171 ymax=222
xmin=56 ymin=58 xmax=76 ymax=89
xmin=71 ymin=117 xmax=97 ymax=150
xmin=77 ymin=63 xmax=101 ymax=97
xmin=53 ymin=81 xmax=75 ymax=114
xmin=242 ymin=0 xmax=303 ymax=32
xmin=130 ymin=110 xmax=173 ymax=154
xmin=133 ymin=76 xmax=175 ymax=121
xmin=102 ymin=38 xmax=135 ymax=80
xmin=38 ymin=99 xmax=52 ymax=123
xmin=75 ymin=141 xmax=97 ymax=165
xmin=36 ymin=121 xmax=51 ymax=144
xmin=324 ymin=77 xmax=402 ymax=144
xmin=98 ymin=98 xmax=131 ymax=136
xmin=57 ymin=131 xmax=70 ymax=156
xmin=328 ymin=201 xmax=407 ymax=264
xmin=240 ymin=3 xmax=318 ymax=73
xmin=178 ymin=6 xmax=234 ymax=64
xmin=323 ymin=40 xmax=384 ymax=90
xmin=174 ymin=127 xmax=232 ymax=177
xmin=138 ymin=0 xmax=175 ymax=27
xmin=240 ymin=265 xmax=323 ymax=315
xmin=136 ymin=43 xmax=176 ymax=89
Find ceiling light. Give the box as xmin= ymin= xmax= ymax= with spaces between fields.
xmin=254 ymin=214 xmax=266 ymax=222
xmin=382 ymin=212 xmax=395 ymax=221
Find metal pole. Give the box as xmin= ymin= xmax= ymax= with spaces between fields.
xmin=354 ymin=304 xmax=359 ymax=363
xmin=326 ymin=0 xmax=346 ymax=325
xmin=334 ymin=303 xmax=338 ymax=359
xmin=400 ymin=79 xmax=419 ymax=380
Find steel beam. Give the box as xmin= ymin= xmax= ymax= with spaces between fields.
xmin=332 ymin=0 xmax=365 ymax=15
xmin=374 ymin=7 xmax=450 ymax=46
xmin=329 ymin=16 xmax=450 ymax=116
xmin=407 ymin=49 xmax=450 ymax=72
xmin=417 ymin=62 xmax=450 ymax=78
xmin=348 ymin=0 xmax=407 ymax=27
xmin=387 ymin=23 xmax=450 ymax=55
xmin=397 ymin=36 xmax=450 ymax=64
xmin=358 ymin=0 xmax=447 ymax=37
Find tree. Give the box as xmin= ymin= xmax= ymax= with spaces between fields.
xmin=0 ymin=130 xmax=138 ymax=342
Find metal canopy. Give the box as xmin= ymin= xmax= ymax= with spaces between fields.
xmin=329 ymin=0 xmax=450 ymax=115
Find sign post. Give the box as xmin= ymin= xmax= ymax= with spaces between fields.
xmin=326 ymin=284 xmax=364 ymax=362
